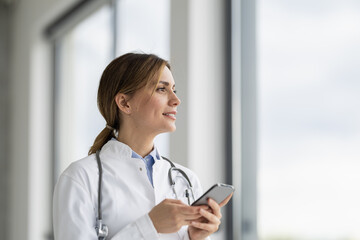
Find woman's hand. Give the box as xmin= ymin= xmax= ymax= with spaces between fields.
xmin=188 ymin=193 xmax=233 ymax=240
xmin=149 ymin=199 xmax=207 ymax=233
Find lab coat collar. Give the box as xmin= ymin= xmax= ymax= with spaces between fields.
xmin=100 ymin=138 xmax=133 ymax=159
xmin=101 ymin=138 xmax=161 ymax=161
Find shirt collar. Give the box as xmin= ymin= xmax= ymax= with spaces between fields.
xmin=131 ymin=146 xmax=160 ymax=161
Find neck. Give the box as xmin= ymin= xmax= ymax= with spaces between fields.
xmin=117 ymin=123 xmax=156 ymax=158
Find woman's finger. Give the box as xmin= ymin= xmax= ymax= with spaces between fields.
xmin=207 ymin=198 xmax=221 ymax=219
xmin=219 ymin=193 xmax=233 ymax=207
xmin=199 ymin=208 xmax=220 ymax=225
xmin=184 ymin=214 xmax=203 ymax=221
xmin=179 ymin=205 xmax=206 ymax=216
xmin=163 ymin=198 xmax=186 ymax=205
xmin=190 ymin=219 xmax=219 ymax=232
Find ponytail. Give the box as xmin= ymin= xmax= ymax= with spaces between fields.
xmin=88 ymin=127 xmax=115 ymax=155
xmin=89 ymin=87 xmax=120 ymax=155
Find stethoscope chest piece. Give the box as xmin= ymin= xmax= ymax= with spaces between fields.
xmin=95 ymin=219 xmax=108 ymax=240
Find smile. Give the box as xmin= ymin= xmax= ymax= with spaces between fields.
xmin=163 ymin=112 xmax=176 ymax=120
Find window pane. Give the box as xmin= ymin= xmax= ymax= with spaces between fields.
xmin=116 ymin=0 xmax=170 ymax=58
xmin=258 ymin=1 xmax=360 ymax=239
xmin=55 ymin=5 xmax=113 ymax=177
xmin=116 ymin=0 xmax=170 ymax=155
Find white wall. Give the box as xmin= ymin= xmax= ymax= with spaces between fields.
xmin=170 ymin=0 xmax=227 ymax=239
xmin=188 ymin=1 xmax=227 ymax=239
xmin=170 ymin=0 xmax=227 ymax=191
xmin=9 ymin=1 xmax=77 ymax=239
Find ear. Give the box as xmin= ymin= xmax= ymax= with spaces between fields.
xmin=114 ymin=93 xmax=131 ymax=114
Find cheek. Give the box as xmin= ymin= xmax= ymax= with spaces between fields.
xmin=138 ymin=99 xmax=163 ymax=118
xmin=149 ymin=98 xmax=164 ymax=112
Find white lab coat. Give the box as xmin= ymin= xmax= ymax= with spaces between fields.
xmin=53 ymin=139 xmax=207 ymax=240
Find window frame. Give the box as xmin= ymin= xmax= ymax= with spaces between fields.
xmin=231 ymin=0 xmax=258 ymax=239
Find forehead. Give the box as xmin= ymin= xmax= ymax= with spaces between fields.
xmin=134 ymin=67 xmax=175 ymax=98
xmin=147 ymin=66 xmax=175 ymax=88
xmin=158 ymin=66 xmax=175 ymax=86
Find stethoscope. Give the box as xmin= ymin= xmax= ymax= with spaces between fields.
xmin=94 ymin=150 xmax=195 ymax=240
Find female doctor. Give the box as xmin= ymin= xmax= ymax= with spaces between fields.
xmin=53 ymin=53 xmax=232 ymax=240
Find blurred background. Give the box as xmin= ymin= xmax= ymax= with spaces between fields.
xmin=1 ymin=0 xmax=360 ymax=239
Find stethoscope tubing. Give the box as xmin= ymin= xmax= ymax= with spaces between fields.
xmin=95 ymin=150 xmax=194 ymax=240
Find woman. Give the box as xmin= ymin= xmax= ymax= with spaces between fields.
xmin=53 ymin=53 xmax=232 ymax=240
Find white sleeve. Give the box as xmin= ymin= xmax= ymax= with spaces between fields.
xmin=179 ymin=226 xmax=191 ymax=240
xmin=178 ymin=226 xmax=211 ymax=240
xmin=53 ymin=174 xmax=159 ymax=240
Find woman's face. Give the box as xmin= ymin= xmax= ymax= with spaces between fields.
xmin=127 ymin=66 xmax=181 ymax=136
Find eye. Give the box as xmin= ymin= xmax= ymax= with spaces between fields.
xmin=156 ymin=87 xmax=166 ymax=92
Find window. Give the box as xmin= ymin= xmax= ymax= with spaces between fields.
xmin=54 ymin=4 xmax=114 ymax=178
xmin=116 ymin=0 xmax=170 ymax=58
xmin=54 ymin=0 xmax=171 ymax=179
xmin=258 ymin=1 xmax=360 ymax=239
xmin=116 ymin=0 xmax=171 ymax=156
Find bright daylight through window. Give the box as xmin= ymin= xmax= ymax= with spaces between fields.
xmin=54 ymin=0 xmax=170 ymax=178
xmin=258 ymin=1 xmax=360 ymax=239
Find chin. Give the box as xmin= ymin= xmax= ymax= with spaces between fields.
xmin=154 ymin=127 xmax=176 ymax=136
xmin=163 ymin=124 xmax=176 ymax=133
xmin=169 ymin=123 xmax=177 ymax=132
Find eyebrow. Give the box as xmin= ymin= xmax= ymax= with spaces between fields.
xmin=159 ymin=81 xmax=175 ymax=88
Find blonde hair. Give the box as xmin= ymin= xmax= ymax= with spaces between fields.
xmin=88 ymin=53 xmax=170 ymax=155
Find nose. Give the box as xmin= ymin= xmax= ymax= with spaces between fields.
xmin=170 ymin=92 xmax=181 ymax=106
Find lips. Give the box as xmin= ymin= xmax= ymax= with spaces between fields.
xmin=163 ymin=111 xmax=177 ymax=119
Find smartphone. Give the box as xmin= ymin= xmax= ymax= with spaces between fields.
xmin=191 ymin=183 xmax=234 ymax=206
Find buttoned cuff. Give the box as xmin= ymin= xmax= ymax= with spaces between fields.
xmin=135 ymin=214 xmax=159 ymax=240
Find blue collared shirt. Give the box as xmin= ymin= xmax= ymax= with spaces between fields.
xmin=131 ymin=147 xmax=160 ymax=187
